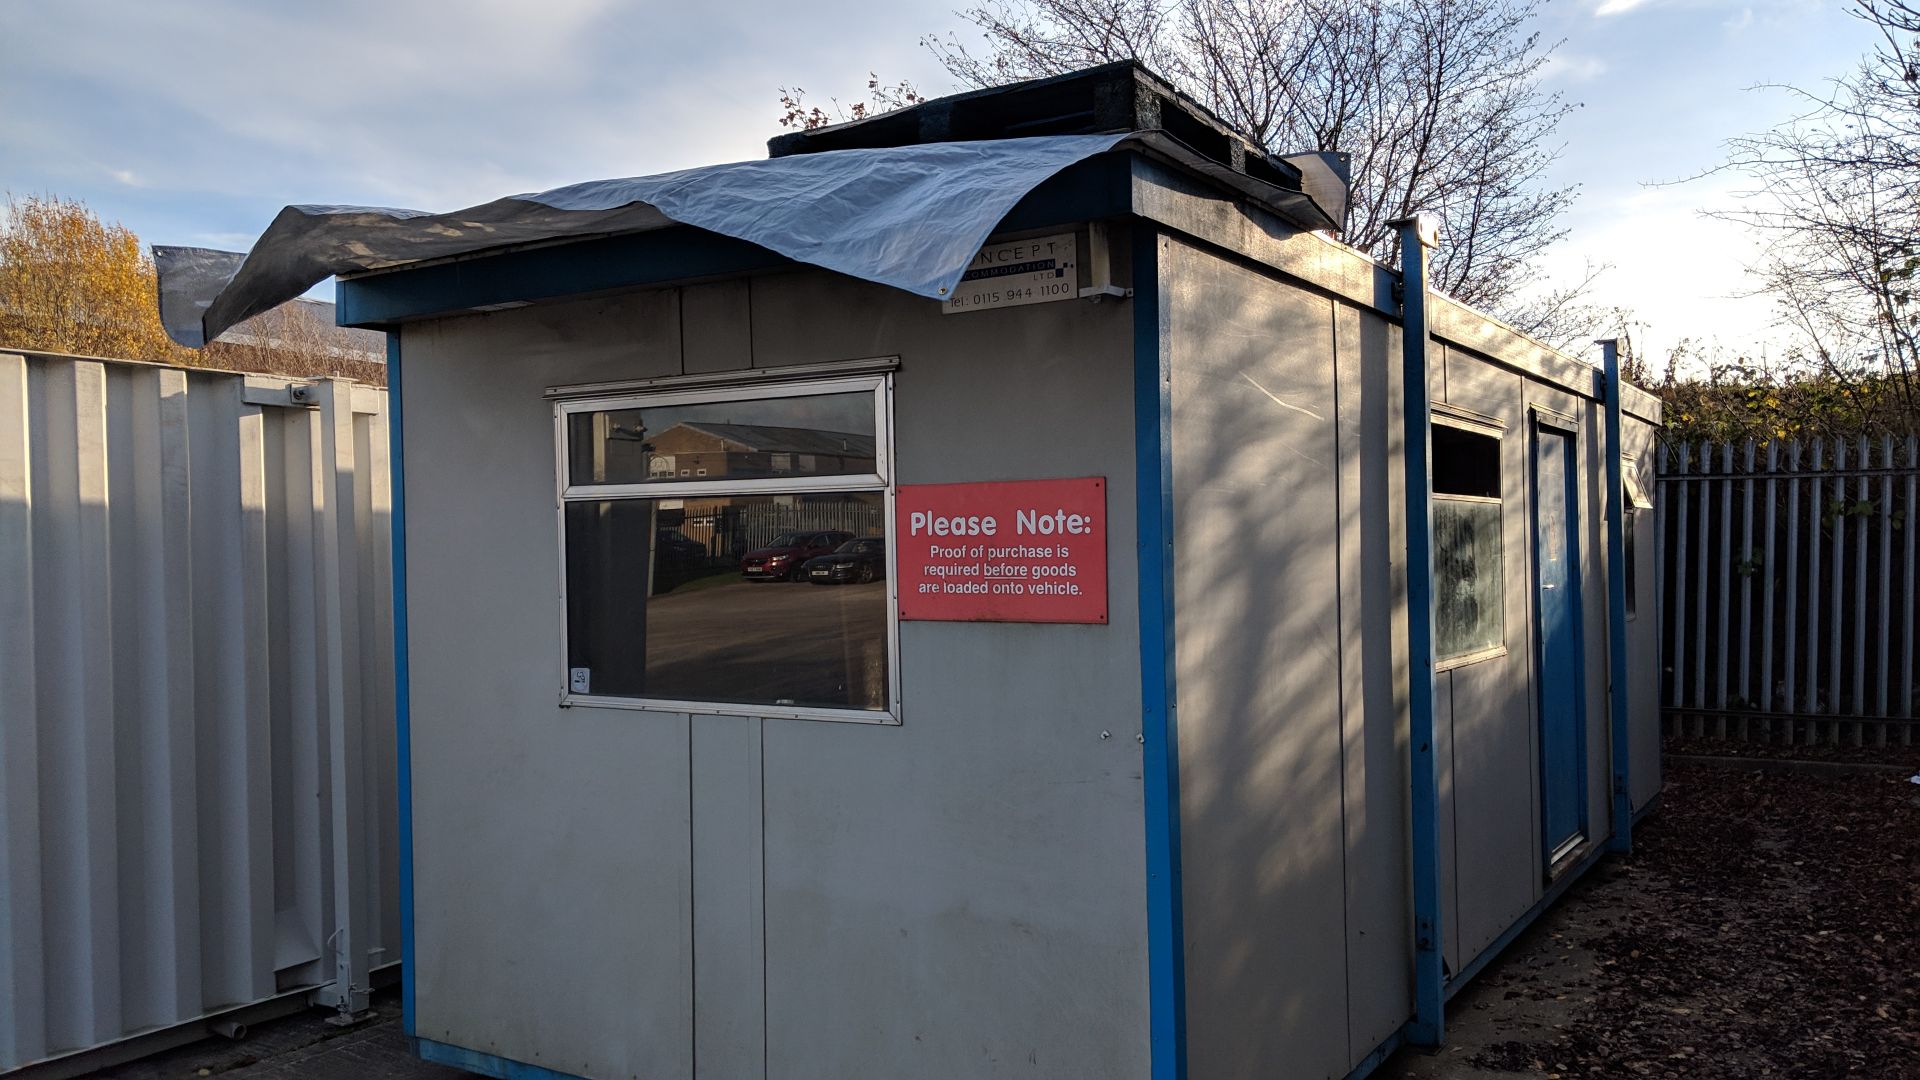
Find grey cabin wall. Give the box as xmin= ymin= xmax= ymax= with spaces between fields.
xmin=1622 ymin=418 xmax=1662 ymax=812
xmin=1162 ymin=235 xmax=1414 ymax=1080
xmin=1434 ymin=347 xmax=1542 ymax=976
xmin=398 ymin=263 xmax=1153 ymax=1080
xmin=1160 ymin=224 xmax=1650 ymax=1078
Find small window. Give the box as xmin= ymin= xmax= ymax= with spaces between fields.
xmin=1432 ymin=422 xmax=1504 ymax=663
xmin=1433 ymin=424 xmax=1500 ymax=499
xmin=1622 ymin=462 xmax=1653 ymax=511
xmin=558 ymin=376 xmax=894 ymax=720
xmin=1622 ymin=461 xmax=1651 ymax=619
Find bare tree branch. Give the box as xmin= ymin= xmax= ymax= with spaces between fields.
xmin=782 ymin=0 xmax=1579 ymax=319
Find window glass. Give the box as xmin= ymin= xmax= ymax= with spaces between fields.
xmin=1434 ymin=498 xmax=1504 ymax=658
xmin=1622 ymin=462 xmax=1653 ymax=509
xmin=1433 ymin=424 xmax=1500 ymax=498
xmin=568 ymin=390 xmax=877 ymax=486
xmin=1622 ymin=460 xmax=1647 ymax=619
xmin=1432 ymin=422 xmax=1504 ymax=661
xmin=1624 ymin=508 xmax=1639 ymax=620
xmin=565 ymin=492 xmax=889 ymax=710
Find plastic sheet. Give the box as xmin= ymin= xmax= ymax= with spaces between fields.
xmin=156 ymin=134 xmax=1133 ymax=348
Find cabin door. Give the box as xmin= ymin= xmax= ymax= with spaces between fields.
xmin=1531 ymin=413 xmax=1588 ymax=873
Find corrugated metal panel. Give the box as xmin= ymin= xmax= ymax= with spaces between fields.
xmin=0 ymin=351 xmax=397 ymax=1073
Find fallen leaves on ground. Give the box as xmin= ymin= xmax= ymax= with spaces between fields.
xmin=1468 ymin=757 xmax=1920 ymax=1078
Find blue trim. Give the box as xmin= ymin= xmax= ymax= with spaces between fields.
xmin=415 ymin=1036 xmax=590 ymax=1080
xmin=1444 ymin=843 xmax=1609 ymax=1001
xmin=1600 ymin=341 xmax=1634 ymax=854
xmin=387 ymin=332 xmax=417 ymax=1036
xmin=1394 ymin=220 xmax=1445 ymax=1049
xmin=1132 ymin=224 xmax=1187 ymax=1080
xmin=1344 ymin=843 xmax=1616 ymax=1078
xmin=1342 ymin=1025 xmax=1409 ymax=1080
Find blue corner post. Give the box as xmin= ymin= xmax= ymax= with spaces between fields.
xmin=385 ymin=330 xmax=418 ymax=1036
xmin=1392 ymin=215 xmax=1445 ymax=1049
xmin=1599 ymin=339 xmax=1634 ymax=854
xmin=1132 ymin=225 xmax=1187 ymax=1080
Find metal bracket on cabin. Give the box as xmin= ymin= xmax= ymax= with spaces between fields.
xmin=240 ymin=378 xmax=322 ymax=408
xmin=1079 ymin=222 xmax=1133 ymax=302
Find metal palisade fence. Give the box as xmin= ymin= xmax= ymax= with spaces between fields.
xmin=669 ymin=497 xmax=886 ymax=560
xmin=0 ymin=351 xmax=398 ymax=1075
xmin=1657 ymin=435 xmax=1920 ymax=745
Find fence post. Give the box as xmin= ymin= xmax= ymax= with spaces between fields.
xmin=1904 ymin=437 xmax=1918 ymax=738
xmin=1737 ymin=440 xmax=1755 ymax=736
xmin=1672 ymin=443 xmax=1691 ymax=726
xmin=1655 ymin=442 xmax=1670 ymax=733
xmin=1829 ymin=438 xmax=1846 ymax=744
xmin=1759 ymin=443 xmax=1778 ymax=739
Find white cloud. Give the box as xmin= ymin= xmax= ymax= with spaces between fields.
xmin=1545 ymin=52 xmax=1609 ymax=81
xmin=1527 ymin=175 xmax=1787 ymax=366
xmin=0 ymin=0 xmax=951 ymax=220
xmin=1595 ymin=0 xmax=1656 ymax=16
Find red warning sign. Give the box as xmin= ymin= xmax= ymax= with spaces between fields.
xmin=895 ymin=477 xmax=1108 ymax=624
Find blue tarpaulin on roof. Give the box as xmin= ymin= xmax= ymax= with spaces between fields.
xmin=155 ymin=134 xmax=1137 ymax=348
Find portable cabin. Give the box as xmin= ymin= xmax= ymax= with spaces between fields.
xmin=161 ymin=60 xmax=1663 ymax=1080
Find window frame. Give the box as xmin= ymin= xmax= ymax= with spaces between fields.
xmin=551 ymin=371 xmax=901 ymax=725
xmin=1431 ymin=412 xmax=1509 ymax=671
xmin=1621 ymin=459 xmax=1651 ymax=621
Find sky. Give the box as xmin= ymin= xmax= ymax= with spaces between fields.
xmin=0 ymin=0 xmax=1889 ymax=372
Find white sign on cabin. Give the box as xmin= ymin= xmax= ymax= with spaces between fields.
xmin=944 ymin=233 xmax=1078 ymax=314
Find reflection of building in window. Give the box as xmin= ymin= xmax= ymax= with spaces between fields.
xmin=643 ymin=423 xmax=876 ymax=481
xmin=1432 ymin=422 xmax=1504 ymax=662
xmin=558 ymin=377 xmax=894 ymax=716
xmin=564 ymin=390 xmax=880 ymax=486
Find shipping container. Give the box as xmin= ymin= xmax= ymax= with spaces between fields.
xmin=0 ymin=353 xmax=398 ymax=1077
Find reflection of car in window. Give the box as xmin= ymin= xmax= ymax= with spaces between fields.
xmin=740 ymin=530 xmax=856 ymax=581
xmin=561 ymin=375 xmax=893 ymax=713
xmin=654 ymin=529 xmax=707 ymax=569
xmin=802 ymin=537 xmax=887 ymax=585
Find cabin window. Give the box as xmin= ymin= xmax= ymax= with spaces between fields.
xmin=556 ymin=374 xmax=895 ymax=721
xmin=1432 ymin=421 xmax=1505 ymax=665
xmin=1622 ymin=461 xmax=1653 ymax=620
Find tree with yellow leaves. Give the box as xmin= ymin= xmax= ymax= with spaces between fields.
xmin=0 ymin=193 xmax=187 ymax=362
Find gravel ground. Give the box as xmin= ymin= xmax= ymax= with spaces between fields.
xmin=87 ymin=753 xmax=1920 ymax=1080
xmin=1386 ymin=753 xmax=1920 ymax=1079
